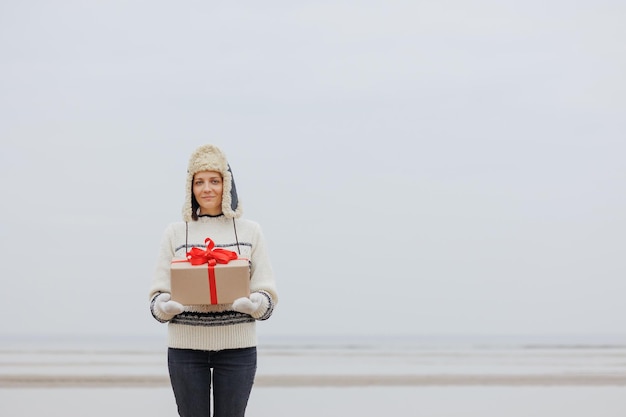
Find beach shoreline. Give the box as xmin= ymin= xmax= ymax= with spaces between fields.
xmin=2 ymin=334 xmax=626 ymax=388
xmin=2 ymin=336 xmax=626 ymax=416
xmin=2 ymin=373 xmax=626 ymax=388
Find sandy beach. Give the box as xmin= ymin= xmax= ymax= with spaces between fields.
xmin=1 ymin=335 xmax=625 ymax=416
xmin=2 ymin=386 xmax=626 ymax=417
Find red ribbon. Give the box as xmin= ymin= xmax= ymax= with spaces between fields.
xmin=185 ymin=237 xmax=238 ymax=304
xmin=186 ymin=237 xmax=238 ymax=266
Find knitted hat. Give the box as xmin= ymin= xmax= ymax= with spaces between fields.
xmin=183 ymin=144 xmax=242 ymax=221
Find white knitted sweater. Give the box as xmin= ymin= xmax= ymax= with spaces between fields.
xmin=149 ymin=215 xmax=277 ymax=351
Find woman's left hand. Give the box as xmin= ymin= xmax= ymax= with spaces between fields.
xmin=231 ymin=293 xmax=264 ymax=315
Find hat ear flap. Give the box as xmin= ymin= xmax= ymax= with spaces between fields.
xmin=228 ymin=164 xmax=239 ymax=213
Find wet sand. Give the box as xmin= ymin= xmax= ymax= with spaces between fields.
xmin=2 ymin=372 xmax=626 ymax=388
xmin=2 ymin=335 xmax=626 ymax=415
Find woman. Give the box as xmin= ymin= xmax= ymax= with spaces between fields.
xmin=149 ymin=144 xmax=278 ymax=417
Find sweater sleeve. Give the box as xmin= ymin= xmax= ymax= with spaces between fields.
xmin=148 ymin=223 xmax=178 ymax=323
xmin=247 ymin=222 xmax=278 ymax=321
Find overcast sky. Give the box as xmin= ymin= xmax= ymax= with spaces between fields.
xmin=1 ymin=1 xmax=625 ymax=341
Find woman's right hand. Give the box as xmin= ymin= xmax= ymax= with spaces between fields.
xmin=155 ymin=293 xmax=184 ymax=315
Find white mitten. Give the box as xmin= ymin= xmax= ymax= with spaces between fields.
xmin=155 ymin=293 xmax=184 ymax=315
xmin=231 ymin=292 xmax=264 ymax=315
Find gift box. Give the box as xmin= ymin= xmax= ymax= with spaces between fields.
xmin=169 ymin=237 xmax=250 ymax=305
xmin=170 ymin=259 xmax=250 ymax=305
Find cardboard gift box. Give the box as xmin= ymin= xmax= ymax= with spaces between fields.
xmin=170 ymin=259 xmax=251 ymax=305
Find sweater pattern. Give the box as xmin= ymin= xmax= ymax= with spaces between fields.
xmin=172 ymin=310 xmax=255 ymax=327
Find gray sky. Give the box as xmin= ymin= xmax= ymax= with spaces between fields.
xmin=1 ymin=1 xmax=625 ymax=340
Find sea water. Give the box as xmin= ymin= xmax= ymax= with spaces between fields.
xmin=1 ymin=333 xmax=625 ymax=383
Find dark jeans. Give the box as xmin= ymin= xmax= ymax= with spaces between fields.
xmin=168 ymin=347 xmax=257 ymax=417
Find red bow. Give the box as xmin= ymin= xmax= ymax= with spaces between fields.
xmin=186 ymin=237 xmax=238 ymax=266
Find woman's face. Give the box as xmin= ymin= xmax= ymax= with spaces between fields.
xmin=193 ymin=171 xmax=223 ymax=216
